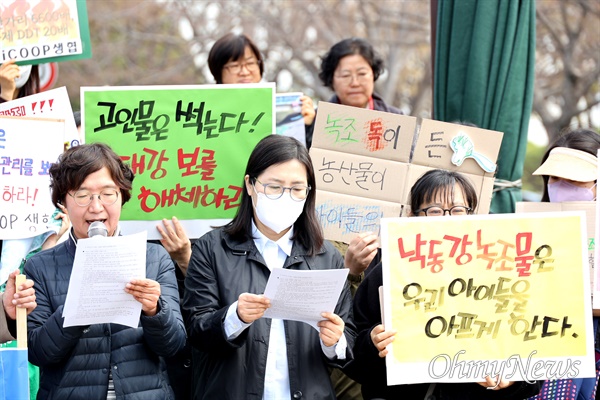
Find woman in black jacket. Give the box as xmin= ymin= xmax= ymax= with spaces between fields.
xmin=349 ymin=169 xmax=542 ymax=400
xmin=183 ymin=135 xmax=356 ymax=399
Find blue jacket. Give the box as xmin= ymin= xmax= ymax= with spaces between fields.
xmin=24 ymin=234 xmax=186 ymax=400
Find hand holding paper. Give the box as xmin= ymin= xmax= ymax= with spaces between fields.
xmin=262 ymin=268 xmax=348 ymax=330
xmin=125 ymin=279 xmax=161 ymax=317
xmin=317 ymin=312 xmax=345 ymax=347
xmin=237 ymin=293 xmax=271 ymax=323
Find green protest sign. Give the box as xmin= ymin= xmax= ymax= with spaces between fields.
xmin=82 ymin=84 xmax=274 ymax=238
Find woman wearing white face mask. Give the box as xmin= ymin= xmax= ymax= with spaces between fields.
xmin=528 ymin=128 xmax=600 ymax=400
xmin=183 ymin=135 xmax=356 ymax=399
xmin=0 ymin=59 xmax=39 ymax=102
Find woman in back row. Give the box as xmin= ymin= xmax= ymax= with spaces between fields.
xmin=208 ymin=32 xmax=316 ymax=145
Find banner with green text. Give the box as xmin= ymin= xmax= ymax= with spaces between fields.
xmin=81 ymin=84 xmax=274 ymax=239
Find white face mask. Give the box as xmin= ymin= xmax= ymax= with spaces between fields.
xmin=14 ymin=64 xmax=32 ymax=89
xmin=252 ymin=187 xmax=306 ymax=234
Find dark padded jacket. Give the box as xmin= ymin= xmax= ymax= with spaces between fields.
xmin=24 ymin=234 xmax=187 ymax=400
xmin=182 ymin=228 xmax=356 ymax=400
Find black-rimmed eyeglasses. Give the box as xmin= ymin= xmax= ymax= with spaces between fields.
xmin=413 ymin=205 xmax=472 ymax=217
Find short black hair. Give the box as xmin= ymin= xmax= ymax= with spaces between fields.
xmin=208 ymin=33 xmax=264 ymax=84
xmin=224 ymin=135 xmax=323 ymax=256
xmin=319 ymin=38 xmax=384 ymax=89
xmin=409 ymin=169 xmax=478 ymax=215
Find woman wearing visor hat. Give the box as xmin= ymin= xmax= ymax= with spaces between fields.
xmin=533 ymin=129 xmax=599 ymax=203
xmin=529 ymin=128 xmax=600 ymax=400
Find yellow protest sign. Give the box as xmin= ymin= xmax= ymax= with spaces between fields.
xmin=381 ymin=212 xmax=595 ymax=385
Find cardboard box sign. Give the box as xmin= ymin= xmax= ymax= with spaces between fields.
xmin=315 ymin=190 xmax=402 ymax=244
xmin=311 ymin=147 xmax=410 ymax=203
xmin=412 ymin=119 xmax=503 ymax=177
xmin=405 ymin=165 xmax=495 ymax=215
xmin=312 ymin=102 xmax=417 ymax=163
xmin=516 ymin=201 xmax=597 ymax=309
xmin=310 ymin=104 xmax=504 ymax=245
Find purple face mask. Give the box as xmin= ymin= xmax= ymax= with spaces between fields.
xmin=547 ymin=180 xmax=596 ymax=202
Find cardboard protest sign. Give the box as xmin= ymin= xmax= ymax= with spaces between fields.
xmin=0 ymin=87 xmax=80 ymax=147
xmin=381 ymin=213 xmax=595 ymax=385
xmin=311 ymin=102 xmax=503 ymax=243
xmin=0 ymin=345 xmax=29 ymax=399
xmin=0 ymin=116 xmax=64 ymax=239
xmin=311 ymin=147 xmax=410 ymax=203
xmin=316 ymin=191 xmax=402 ymax=243
xmin=412 ymin=119 xmax=503 ymax=176
xmin=1 ymin=0 xmax=91 ymax=64
xmin=411 ymin=119 xmax=502 ymax=216
xmin=312 ymin=102 xmax=416 ymax=162
xmin=82 ymin=84 xmax=274 ymax=239
xmin=311 ymin=102 xmax=416 ymax=242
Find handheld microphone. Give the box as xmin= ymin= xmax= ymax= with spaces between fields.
xmin=88 ymin=221 xmax=108 ymax=238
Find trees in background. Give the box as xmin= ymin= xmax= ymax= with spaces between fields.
xmin=534 ymin=0 xmax=600 ymax=142
xmin=168 ymin=0 xmax=432 ymax=116
xmin=55 ymin=0 xmax=598 ymax=141
xmin=55 ymin=0 xmax=197 ymax=109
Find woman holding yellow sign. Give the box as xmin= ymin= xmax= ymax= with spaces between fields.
xmin=349 ymin=169 xmax=542 ymax=399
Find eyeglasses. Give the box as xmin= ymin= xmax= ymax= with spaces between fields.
xmin=333 ymin=71 xmax=373 ymax=84
xmin=69 ymin=189 xmax=120 ymax=207
xmin=223 ymin=59 xmax=261 ymax=74
xmin=254 ymin=178 xmax=311 ymax=201
xmin=414 ymin=205 xmax=472 ymax=217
